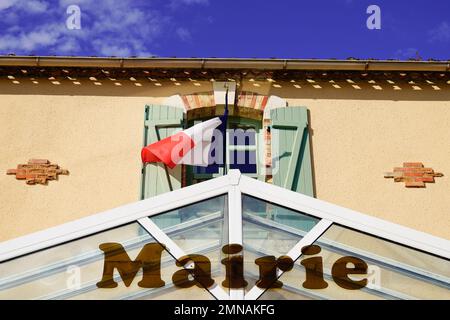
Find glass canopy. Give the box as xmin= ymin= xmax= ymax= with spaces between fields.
xmin=0 ymin=170 xmax=449 ymax=300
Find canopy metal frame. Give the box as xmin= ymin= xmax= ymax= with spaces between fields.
xmin=0 ymin=170 xmax=449 ymax=300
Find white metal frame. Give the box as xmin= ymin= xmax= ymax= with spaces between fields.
xmin=244 ymin=219 xmax=333 ymax=300
xmin=138 ymin=218 xmax=229 ymax=300
xmin=0 ymin=170 xmax=449 ymax=301
xmin=238 ymin=177 xmax=450 ymax=259
xmin=227 ymin=181 xmax=244 ymax=299
xmin=0 ymin=174 xmax=231 ymax=262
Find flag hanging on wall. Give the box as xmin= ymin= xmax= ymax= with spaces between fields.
xmin=141 ymin=117 xmax=222 ymax=169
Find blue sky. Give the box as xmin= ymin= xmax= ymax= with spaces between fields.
xmin=0 ymin=0 xmax=448 ymax=59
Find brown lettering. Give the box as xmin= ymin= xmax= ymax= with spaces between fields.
xmin=331 ymin=256 xmax=368 ymax=290
xmin=221 ymin=244 xmax=248 ymax=288
xmin=300 ymin=245 xmax=328 ymax=289
xmin=96 ymin=242 xmax=165 ymax=288
xmin=172 ymin=254 xmax=215 ymax=288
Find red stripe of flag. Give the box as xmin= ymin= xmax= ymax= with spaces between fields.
xmin=141 ymin=131 xmax=195 ymax=169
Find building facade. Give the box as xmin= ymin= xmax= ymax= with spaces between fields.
xmin=0 ymin=57 xmax=449 ymax=300
xmin=1 ymin=57 xmax=449 ymax=240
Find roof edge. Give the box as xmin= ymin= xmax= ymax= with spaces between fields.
xmin=0 ymin=56 xmax=449 ymax=72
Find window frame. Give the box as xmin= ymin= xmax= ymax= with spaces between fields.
xmin=188 ymin=116 xmax=265 ymax=183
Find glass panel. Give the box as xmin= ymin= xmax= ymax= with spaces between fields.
xmin=258 ymin=288 xmax=315 ymax=300
xmin=242 ymin=195 xmax=319 ymax=294
xmin=193 ymin=129 xmax=222 ymax=175
xmin=150 ymin=195 xmax=228 ymax=293
xmin=260 ymin=224 xmax=450 ymax=300
xmin=151 ymin=195 xmax=226 ymax=229
xmin=194 ymin=164 xmax=219 ymax=175
xmin=243 ymin=220 xmax=301 ymax=294
xmin=0 ymin=223 xmax=213 ymax=300
xmin=229 ymin=151 xmax=257 ymax=173
xmin=243 ymin=195 xmax=319 ymax=232
xmin=230 ymin=126 xmax=256 ymax=146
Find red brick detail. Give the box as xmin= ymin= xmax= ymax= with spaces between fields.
xmin=403 ymin=162 xmax=424 ymax=168
xmin=405 ymin=181 xmax=425 ymax=187
xmin=384 ymin=162 xmax=443 ymax=188
xmin=29 ymin=159 xmax=50 ymax=165
xmin=415 ymin=177 xmax=435 ymax=183
xmin=404 ymin=172 xmax=424 ymax=177
xmin=394 ymin=167 xmax=434 ymax=173
xmin=6 ymin=159 xmax=69 ymax=185
xmin=237 ymin=92 xmax=269 ymax=110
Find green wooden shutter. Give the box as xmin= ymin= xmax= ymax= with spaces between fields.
xmin=141 ymin=104 xmax=185 ymax=199
xmin=270 ymin=107 xmax=314 ymax=196
xmin=270 ymin=107 xmax=315 ymax=230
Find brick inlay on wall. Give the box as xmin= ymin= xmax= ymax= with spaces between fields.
xmin=181 ymin=92 xmax=215 ymax=110
xmin=181 ymin=91 xmax=269 ymax=111
xmin=384 ymin=162 xmax=443 ymax=188
xmin=6 ymin=159 xmax=69 ymax=185
xmin=236 ymin=91 xmax=269 ymax=110
xmin=263 ymin=119 xmax=273 ymax=183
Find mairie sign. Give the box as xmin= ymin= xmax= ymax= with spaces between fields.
xmin=96 ymin=243 xmax=368 ymax=290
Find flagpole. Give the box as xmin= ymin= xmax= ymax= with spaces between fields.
xmin=223 ymin=85 xmax=229 ymax=175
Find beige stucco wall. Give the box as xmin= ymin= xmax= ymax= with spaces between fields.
xmin=0 ymin=76 xmax=449 ymax=241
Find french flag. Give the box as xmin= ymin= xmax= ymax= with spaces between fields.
xmin=141 ymin=117 xmax=223 ymax=169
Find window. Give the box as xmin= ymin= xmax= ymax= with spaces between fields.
xmin=190 ymin=117 xmax=264 ymax=183
xmin=229 ymin=122 xmax=258 ymax=174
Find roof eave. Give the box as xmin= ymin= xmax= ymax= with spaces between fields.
xmin=0 ymin=56 xmax=448 ymax=72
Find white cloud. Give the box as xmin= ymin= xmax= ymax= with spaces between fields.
xmin=93 ymin=42 xmax=132 ymax=57
xmin=56 ymin=37 xmax=80 ymax=53
xmin=394 ymin=48 xmax=418 ymax=59
xmin=0 ymin=0 xmax=205 ymax=56
xmin=0 ymin=23 xmax=62 ymax=52
xmin=58 ymin=0 xmax=89 ymax=6
xmin=171 ymin=0 xmax=208 ymax=5
xmin=176 ymin=27 xmax=192 ymax=42
xmin=169 ymin=0 xmax=208 ymax=9
xmin=0 ymin=0 xmax=18 ymax=10
xmin=0 ymin=1 xmax=158 ymax=56
xmin=0 ymin=0 xmax=48 ymax=13
xmin=21 ymin=0 xmax=48 ymax=13
xmin=429 ymin=21 xmax=450 ymax=43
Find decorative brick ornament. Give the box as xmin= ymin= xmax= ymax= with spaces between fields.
xmin=384 ymin=162 xmax=443 ymax=188
xmin=6 ymin=159 xmax=69 ymax=185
